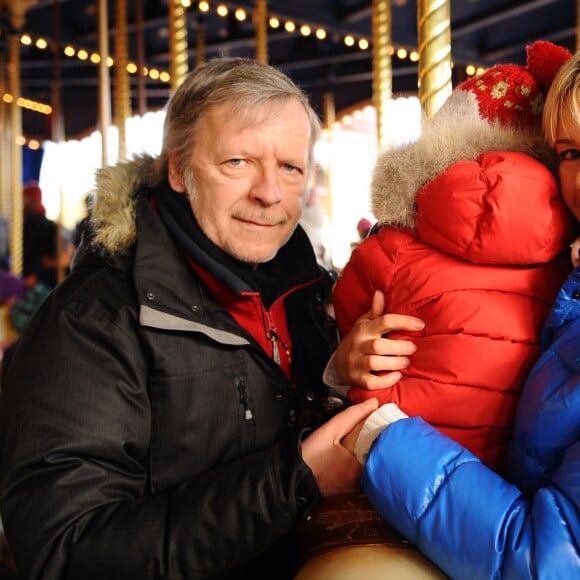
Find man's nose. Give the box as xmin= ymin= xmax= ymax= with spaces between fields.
xmin=250 ymin=167 xmax=283 ymax=205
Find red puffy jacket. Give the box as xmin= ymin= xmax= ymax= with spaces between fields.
xmin=334 ymin=151 xmax=575 ymax=472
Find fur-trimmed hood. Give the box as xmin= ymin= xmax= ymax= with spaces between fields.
xmin=89 ymin=154 xmax=162 ymax=254
xmin=371 ymin=89 xmax=558 ymax=229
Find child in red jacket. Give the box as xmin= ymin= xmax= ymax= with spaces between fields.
xmin=332 ymin=41 xmax=576 ymax=472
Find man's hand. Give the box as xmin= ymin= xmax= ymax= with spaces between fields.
xmin=301 ymin=398 xmax=378 ymax=497
xmin=333 ymin=290 xmax=425 ymax=390
xmin=571 ymin=236 xmax=580 ymax=267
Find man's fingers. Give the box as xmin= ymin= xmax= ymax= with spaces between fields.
xmin=330 ymin=398 xmax=379 ymax=440
xmin=363 ymin=371 xmax=403 ymax=390
xmin=369 ymin=338 xmax=417 ymax=358
xmin=351 ymin=341 xmax=414 ymax=364
xmin=370 ymin=313 xmax=425 ymax=336
xmin=368 ymin=290 xmax=386 ymax=320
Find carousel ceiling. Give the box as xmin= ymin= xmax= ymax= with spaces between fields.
xmin=0 ymin=0 xmax=576 ymax=143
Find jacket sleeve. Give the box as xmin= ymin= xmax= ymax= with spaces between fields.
xmin=333 ymin=233 xmax=396 ymax=338
xmin=0 ymin=277 xmax=318 ymax=579
xmin=362 ymin=417 xmax=580 ymax=579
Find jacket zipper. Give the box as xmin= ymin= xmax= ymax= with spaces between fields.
xmin=264 ymin=309 xmax=291 ymax=368
xmin=237 ymin=377 xmax=253 ymax=420
xmin=268 ymin=330 xmax=281 ymax=365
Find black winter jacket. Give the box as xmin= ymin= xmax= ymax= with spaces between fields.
xmin=0 ymin=157 xmax=338 ymax=579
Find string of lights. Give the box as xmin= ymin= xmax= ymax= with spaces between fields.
xmin=1 ymin=0 xmax=485 ymax=135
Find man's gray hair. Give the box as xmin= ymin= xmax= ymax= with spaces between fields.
xmin=158 ymin=57 xmax=322 ymax=182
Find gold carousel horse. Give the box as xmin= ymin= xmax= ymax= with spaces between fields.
xmin=295 ymin=493 xmax=447 ymax=579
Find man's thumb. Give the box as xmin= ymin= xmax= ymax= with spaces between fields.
xmin=342 ymin=398 xmax=379 ymax=431
xmin=369 ymin=290 xmax=385 ymax=319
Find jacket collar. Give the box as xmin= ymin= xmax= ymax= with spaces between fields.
xmin=87 ymin=154 xmax=324 ymax=306
xmin=154 ymin=179 xmax=323 ymax=308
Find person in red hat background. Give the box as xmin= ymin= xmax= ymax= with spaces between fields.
xmin=355 ymin=217 xmax=372 ymax=241
xmin=349 ymin=217 xmax=374 ymax=254
xmin=21 ymin=182 xmax=59 ymax=289
xmin=336 ymin=42 xmax=580 ymax=578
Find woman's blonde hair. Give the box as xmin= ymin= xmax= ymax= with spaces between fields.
xmin=543 ymin=50 xmax=580 ymax=146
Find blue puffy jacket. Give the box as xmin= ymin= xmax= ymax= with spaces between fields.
xmin=362 ymin=267 xmax=580 ymax=579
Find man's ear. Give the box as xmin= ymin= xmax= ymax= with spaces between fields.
xmin=167 ymin=156 xmax=186 ymax=193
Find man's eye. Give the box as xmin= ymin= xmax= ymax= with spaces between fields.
xmin=283 ymin=164 xmax=300 ymax=174
xmin=227 ymin=159 xmax=244 ymax=167
xmin=559 ymin=149 xmax=580 ymax=161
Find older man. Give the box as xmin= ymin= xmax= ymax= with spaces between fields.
xmin=0 ymin=58 xmax=421 ymax=580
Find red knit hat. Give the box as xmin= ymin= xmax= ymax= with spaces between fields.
xmin=455 ymin=40 xmax=572 ymax=130
xmin=23 ymin=183 xmax=42 ymax=204
xmin=23 ymin=182 xmax=46 ymax=215
xmin=357 ymin=218 xmax=372 ymax=232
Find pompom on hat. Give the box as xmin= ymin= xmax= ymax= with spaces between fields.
xmin=454 ymin=40 xmax=572 ymax=130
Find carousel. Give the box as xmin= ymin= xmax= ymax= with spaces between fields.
xmin=0 ymin=0 xmax=457 ymax=348
xmin=0 ymin=1 xmax=577 ymax=578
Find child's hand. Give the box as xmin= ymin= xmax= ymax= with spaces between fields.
xmin=341 ymin=403 xmax=409 ymax=465
xmin=342 ymin=420 xmax=365 ymax=454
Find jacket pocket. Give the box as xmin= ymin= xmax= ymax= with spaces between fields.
xmin=148 ymin=362 xmax=252 ymax=493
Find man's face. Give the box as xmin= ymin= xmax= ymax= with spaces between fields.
xmin=168 ymin=99 xmax=312 ymax=265
xmin=555 ymin=113 xmax=580 ymax=222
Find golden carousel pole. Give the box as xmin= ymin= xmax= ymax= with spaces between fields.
xmin=322 ymin=92 xmax=335 ymax=252
xmin=417 ymin=0 xmax=452 ymax=118
xmin=372 ymin=0 xmax=392 ymax=149
xmin=98 ymin=0 xmax=112 ymax=167
xmin=115 ymin=0 xmax=131 ymax=161
xmin=195 ymin=19 xmax=206 ymax=69
xmin=323 ymin=93 xmax=335 ymax=132
xmin=136 ymin=0 xmax=147 ymax=116
xmin=51 ymin=0 xmax=64 ymax=144
xmin=8 ymin=20 xmax=23 ymax=277
xmin=0 ymin=49 xmax=12 ymax=344
xmin=169 ymin=0 xmax=189 ymax=91
xmin=254 ymin=0 xmax=268 ymax=64
xmin=52 ymin=0 xmax=67 ymax=284
xmin=0 ymin=51 xmax=9 ymax=228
